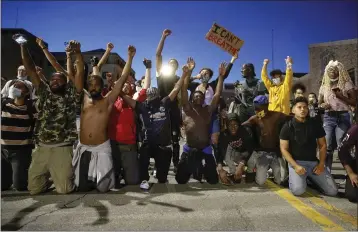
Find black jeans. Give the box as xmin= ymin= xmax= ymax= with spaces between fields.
xmin=345 ymin=160 xmax=358 ymax=203
xmin=175 ymin=149 xmax=218 ymax=185
xmin=139 ymin=143 xmax=172 ymax=183
xmin=1 ymin=147 xmax=32 ymax=191
xmin=77 ymin=151 xmax=96 ymax=192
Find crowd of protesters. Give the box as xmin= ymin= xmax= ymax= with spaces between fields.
xmin=1 ymin=29 xmax=357 ymax=203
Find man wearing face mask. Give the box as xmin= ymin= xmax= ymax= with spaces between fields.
xmin=18 ymin=39 xmax=84 ymax=195
xmin=176 ymin=61 xmax=226 ymax=185
xmin=261 ymin=57 xmax=293 ymax=116
xmin=155 ymin=28 xmax=182 ymax=173
xmin=242 ymin=95 xmax=288 ymax=185
xmin=1 ymin=80 xmax=37 ymax=191
xmin=120 ymin=61 xmax=191 ymax=190
xmin=1 ymin=65 xmax=36 ymax=99
xmin=318 ymin=60 xmax=356 ymax=173
xmin=107 ymin=58 xmax=150 ymax=188
xmin=229 ymin=63 xmax=267 ymax=123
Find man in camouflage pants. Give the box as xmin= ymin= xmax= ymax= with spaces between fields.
xmin=18 ymin=39 xmax=84 ymax=195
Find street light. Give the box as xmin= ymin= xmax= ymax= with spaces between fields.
xmin=160 ymin=64 xmax=174 ymax=77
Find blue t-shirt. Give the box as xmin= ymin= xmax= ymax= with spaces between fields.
xmin=135 ymin=97 xmax=172 ymax=146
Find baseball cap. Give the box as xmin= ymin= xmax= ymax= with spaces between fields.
xmin=253 ymin=95 xmax=268 ymax=105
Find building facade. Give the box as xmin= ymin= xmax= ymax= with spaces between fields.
xmin=295 ymin=39 xmax=358 ymax=94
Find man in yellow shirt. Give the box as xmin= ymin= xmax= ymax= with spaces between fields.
xmin=261 ymin=57 xmax=293 ymax=115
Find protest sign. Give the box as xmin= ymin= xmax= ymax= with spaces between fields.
xmin=205 ymin=23 xmax=244 ymax=56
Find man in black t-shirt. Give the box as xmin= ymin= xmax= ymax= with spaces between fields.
xmin=121 ymin=64 xmax=191 ymax=190
xmin=280 ymin=97 xmax=338 ymax=196
xmin=155 ymin=29 xmax=181 ymax=172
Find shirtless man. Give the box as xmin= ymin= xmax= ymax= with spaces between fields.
xmin=72 ymin=45 xmax=136 ymax=193
xmin=175 ymin=62 xmax=227 ymax=184
xmin=242 ymin=95 xmax=288 ymax=185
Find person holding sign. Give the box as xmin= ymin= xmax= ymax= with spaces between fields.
xmin=155 ymin=28 xmax=181 ymax=173
xmin=261 ymin=57 xmax=293 ymax=115
xmin=176 ymin=61 xmax=227 ymax=185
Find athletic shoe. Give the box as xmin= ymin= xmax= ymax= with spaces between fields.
xmin=140 ymin=180 xmax=150 ymax=190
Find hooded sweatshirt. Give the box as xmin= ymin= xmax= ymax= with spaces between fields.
xmin=217 ymin=113 xmax=254 ymax=165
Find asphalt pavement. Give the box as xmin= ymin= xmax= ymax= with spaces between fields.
xmin=1 ymin=141 xmax=357 ymax=231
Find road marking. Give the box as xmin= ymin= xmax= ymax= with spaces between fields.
xmin=265 ymin=181 xmax=345 ymax=231
xmin=303 ymin=191 xmax=358 ymax=228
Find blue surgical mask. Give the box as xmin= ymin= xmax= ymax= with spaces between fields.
xmin=9 ymin=86 xmax=22 ymax=98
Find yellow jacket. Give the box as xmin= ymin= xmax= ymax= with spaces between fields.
xmin=261 ymin=67 xmax=293 ymax=115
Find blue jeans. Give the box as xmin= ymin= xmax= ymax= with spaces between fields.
xmin=288 ymin=160 xmax=338 ymax=196
xmin=323 ymin=112 xmax=351 ymax=172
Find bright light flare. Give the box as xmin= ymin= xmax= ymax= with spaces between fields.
xmin=161 ymin=65 xmax=174 ymax=77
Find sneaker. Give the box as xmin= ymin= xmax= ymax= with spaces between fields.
xmin=153 ymin=170 xmax=157 ymax=179
xmin=140 ymin=180 xmax=150 ymax=190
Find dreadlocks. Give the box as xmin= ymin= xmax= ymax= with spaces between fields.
xmin=321 ymin=60 xmax=353 ymax=90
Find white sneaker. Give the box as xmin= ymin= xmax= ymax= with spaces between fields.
xmin=140 ymin=180 xmax=150 ymax=190
xmin=153 ymin=170 xmax=157 ymax=178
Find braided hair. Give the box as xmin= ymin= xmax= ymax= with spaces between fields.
xmin=321 ymin=60 xmax=353 ymax=94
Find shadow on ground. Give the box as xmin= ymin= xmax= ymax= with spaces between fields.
xmin=1 ymin=180 xmax=268 ymax=231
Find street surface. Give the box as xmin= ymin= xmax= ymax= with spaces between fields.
xmin=1 ymin=141 xmax=357 ymax=231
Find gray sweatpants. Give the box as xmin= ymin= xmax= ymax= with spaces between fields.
xmin=254 ymin=151 xmax=287 ymax=186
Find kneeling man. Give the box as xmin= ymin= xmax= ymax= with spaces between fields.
xmin=280 ymin=97 xmax=338 ymax=196
xmin=72 ymin=45 xmax=136 ymax=192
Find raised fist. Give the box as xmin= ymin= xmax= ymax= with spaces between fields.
xmin=182 ymin=64 xmax=189 ymax=73
xmin=285 ymin=56 xmax=293 ymax=64
xmin=36 ymin=38 xmax=46 ymax=49
xmin=70 ymin=40 xmax=81 ymax=53
xmin=107 ymin=43 xmax=114 ymax=50
xmin=128 ymin=45 xmax=136 ymax=57
xmin=263 ymin=59 xmax=270 ymax=65
xmin=186 ymin=57 xmax=195 ymax=71
xmin=143 ymin=58 xmax=152 ymax=69
xmin=219 ymin=62 xmax=227 ymax=76
xmin=163 ymin=29 xmax=172 ymax=37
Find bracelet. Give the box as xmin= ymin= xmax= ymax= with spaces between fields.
xmin=41 ymin=46 xmax=47 ymax=50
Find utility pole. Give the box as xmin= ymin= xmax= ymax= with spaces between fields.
xmin=271 ymin=29 xmax=274 ymax=70
xmin=15 ymin=7 xmax=19 ymax=28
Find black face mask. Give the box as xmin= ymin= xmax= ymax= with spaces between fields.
xmin=90 ymin=91 xmax=102 ymax=100
xmin=51 ymin=84 xmax=66 ymax=95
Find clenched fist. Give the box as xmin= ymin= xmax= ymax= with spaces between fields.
xmin=263 ymin=59 xmax=270 ymax=65
xmin=182 ymin=64 xmax=189 ymax=73
xmin=163 ymin=29 xmax=172 ymax=37
xmin=285 ymin=56 xmax=293 ymax=64
xmin=107 ymin=43 xmax=114 ymax=51
xmin=70 ymin=40 xmax=81 ymax=53
xmin=143 ymin=58 xmax=152 ymax=69
xmin=128 ymin=45 xmax=136 ymax=57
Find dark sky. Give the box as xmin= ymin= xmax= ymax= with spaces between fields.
xmin=2 ymin=1 xmax=357 ymax=85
